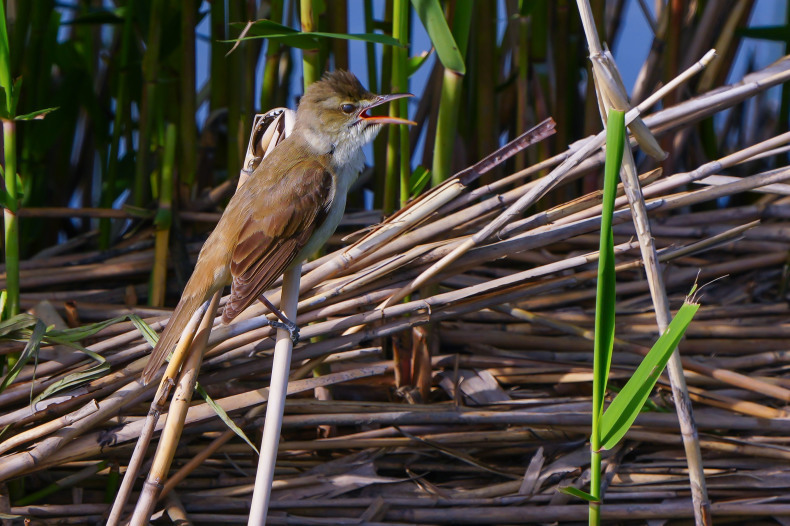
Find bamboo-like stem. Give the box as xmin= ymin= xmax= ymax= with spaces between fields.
xmin=513 ymin=0 xmax=529 ymax=174
xmin=179 ymin=0 xmax=197 ymax=191
xmin=247 ymin=263 xmax=302 ymax=526
xmin=106 ymin=301 xmax=209 ymax=526
xmin=128 ymin=291 xmax=220 ymax=525
xmin=329 ymin=1 xmax=349 ymax=71
xmin=431 ymin=0 xmax=472 ymax=187
xmin=150 ymin=123 xmax=176 ymax=307
xmin=300 ymin=0 xmax=319 ymax=89
xmin=0 ymin=400 xmax=98 ymax=457
xmin=469 ymin=2 xmax=498 ymax=182
xmin=2 ymin=119 xmax=19 ymax=318
xmin=227 ymin=1 xmax=244 ymax=183
xmin=133 ymin=0 xmax=164 ymax=207
xmin=392 ymin=0 xmax=410 ymax=208
xmin=260 ymin=0 xmax=283 ymax=113
xmin=383 ymin=0 xmax=409 ymax=214
xmin=209 ymin=0 xmax=228 ymax=116
xmin=100 ymin=2 xmax=133 ymax=248
xmin=622 ymin=143 xmax=712 ymax=525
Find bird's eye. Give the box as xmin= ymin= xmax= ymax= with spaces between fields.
xmin=341 ymin=103 xmax=356 ymax=114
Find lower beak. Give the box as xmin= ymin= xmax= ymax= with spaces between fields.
xmin=359 ymin=93 xmax=417 ymax=126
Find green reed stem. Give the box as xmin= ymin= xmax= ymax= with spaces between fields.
xmin=260 ymin=0 xmax=284 ymax=112
xmin=150 ymin=123 xmax=176 ymax=307
xmin=300 ymin=0 xmax=320 ymax=88
xmin=431 ymin=0 xmax=472 ymax=186
xmin=2 ymin=119 xmax=19 ymax=319
xmin=101 ymin=2 xmax=134 ymax=248
xmin=382 ymin=0 xmax=408 ymax=213
xmin=227 ymin=0 xmax=243 ymax=180
xmin=0 ymin=0 xmax=18 ymax=318
xmin=134 ymin=0 xmax=164 ymax=207
xmin=179 ymin=0 xmax=197 ymax=190
xmin=393 ymin=0 xmax=410 ymax=208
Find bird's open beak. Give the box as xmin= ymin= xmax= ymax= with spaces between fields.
xmin=359 ymin=93 xmax=417 ymax=126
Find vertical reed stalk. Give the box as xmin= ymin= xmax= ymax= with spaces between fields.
xmin=150 ymin=124 xmax=176 ymax=307
xmin=366 ymin=0 xmax=386 ymax=206
xmin=383 ymin=0 xmax=408 ymax=213
xmin=129 ymin=292 xmax=220 ymax=525
xmin=0 ymin=0 xmax=17 ymax=318
xmin=514 ymin=0 xmax=530 ymax=174
xmin=134 ymin=0 xmax=164 ymax=207
xmin=260 ymin=0 xmax=284 ymax=112
xmin=364 ymin=0 xmax=379 ymax=93
xmin=392 ymin=0 xmax=410 ymax=208
xmin=210 ymin=0 xmax=229 ymax=114
xmin=2 ymin=120 xmax=18 ymax=318
xmin=179 ymin=0 xmax=197 ymax=193
xmin=330 ymin=2 xmax=349 ymax=70
xmin=226 ymin=1 xmax=244 ymax=181
xmin=379 ymin=0 xmax=395 ymax=212
xmin=100 ymin=1 xmax=134 ymax=248
xmin=473 ymin=2 xmax=497 ymax=169
xmin=247 ymin=263 xmax=302 ymax=526
xmin=300 ymin=0 xmax=320 ymax=88
xmin=431 ymin=0 xmax=472 ymax=186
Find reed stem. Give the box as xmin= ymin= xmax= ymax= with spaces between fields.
xmin=2 ymin=120 xmax=19 ymax=318
xmin=431 ymin=0 xmax=472 ymax=186
xmin=247 ymin=263 xmax=302 ymax=526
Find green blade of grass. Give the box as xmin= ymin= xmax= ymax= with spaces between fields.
xmin=195 ymin=382 xmax=259 ymax=455
xmin=128 ymin=313 xmax=160 ymax=348
xmin=411 ymin=0 xmax=466 ymax=74
xmin=559 ymin=486 xmax=599 ymax=503
xmin=33 ymin=363 xmax=110 ymax=405
xmin=0 ymin=0 xmax=11 ymax=109
xmin=589 ymin=109 xmax=625 ymax=521
xmin=14 ymin=106 xmax=58 ymax=121
xmin=0 ymin=319 xmax=46 ymax=395
xmin=600 ymin=298 xmax=700 ymax=450
xmin=44 ymin=316 xmax=127 ymax=342
xmin=0 ymin=313 xmax=37 ymax=337
xmin=409 ymin=166 xmax=431 ymax=197
xmin=227 ymin=19 xmax=403 ymax=49
xmin=592 ymin=109 xmax=625 ymax=429
xmin=407 ymin=50 xmax=433 ymax=77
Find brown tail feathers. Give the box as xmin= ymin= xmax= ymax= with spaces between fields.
xmin=141 ymin=291 xmax=207 ymax=384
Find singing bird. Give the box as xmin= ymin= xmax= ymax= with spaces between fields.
xmin=142 ymin=71 xmax=414 ymax=384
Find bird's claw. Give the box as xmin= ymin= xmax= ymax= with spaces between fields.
xmin=288 ymin=324 xmax=300 ymax=345
xmin=270 ymin=319 xmax=300 ymax=345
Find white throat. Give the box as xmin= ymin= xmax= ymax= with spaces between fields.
xmin=301 ymin=122 xmax=382 ymax=185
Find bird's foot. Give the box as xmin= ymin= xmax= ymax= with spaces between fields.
xmin=269 ymin=319 xmax=300 ymax=345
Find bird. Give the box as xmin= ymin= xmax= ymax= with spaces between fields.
xmin=141 ymin=70 xmax=414 ymax=384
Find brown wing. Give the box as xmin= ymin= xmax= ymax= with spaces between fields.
xmin=221 ymin=160 xmax=333 ymax=323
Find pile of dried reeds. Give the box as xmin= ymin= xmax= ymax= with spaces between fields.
xmin=2 ymin=55 xmax=790 ymax=524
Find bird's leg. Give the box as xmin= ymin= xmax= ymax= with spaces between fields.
xmin=257 ymin=294 xmax=300 ymax=344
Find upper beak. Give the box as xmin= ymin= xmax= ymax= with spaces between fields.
xmin=359 ymin=93 xmax=416 ymax=126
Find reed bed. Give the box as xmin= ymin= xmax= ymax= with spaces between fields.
xmin=0 ymin=51 xmax=790 ymax=523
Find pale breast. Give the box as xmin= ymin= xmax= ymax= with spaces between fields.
xmin=290 ymin=149 xmax=364 ymax=265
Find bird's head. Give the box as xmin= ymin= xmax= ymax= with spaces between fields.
xmin=295 ymin=70 xmax=415 ymax=156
